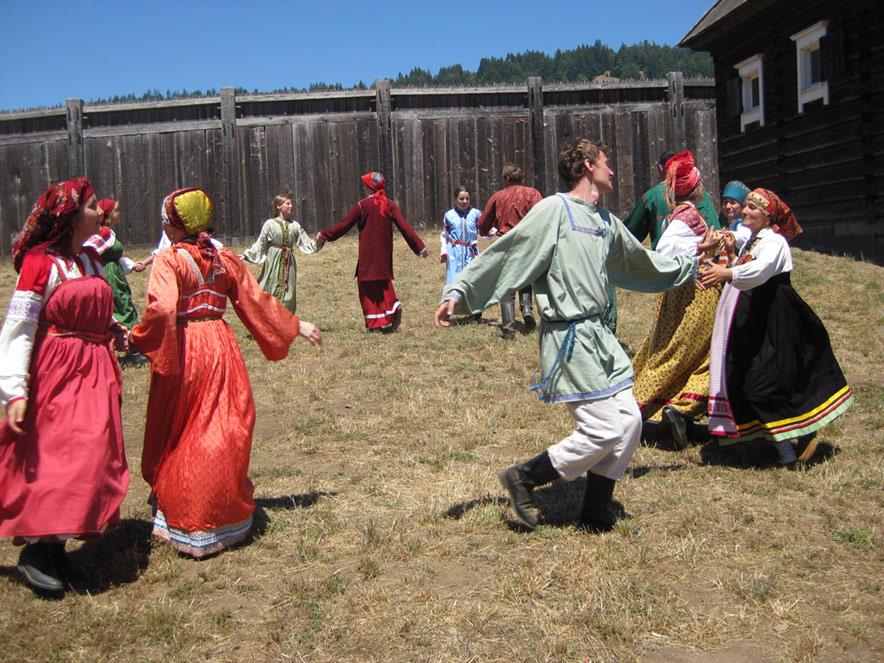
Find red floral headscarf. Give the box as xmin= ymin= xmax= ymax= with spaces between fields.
xmin=745 ymin=188 xmax=803 ymax=243
xmin=161 ymin=187 xmax=224 ymax=275
xmin=12 ymin=177 xmax=95 ymax=273
xmin=361 ymin=171 xmax=393 ymax=218
xmin=664 ymin=151 xmax=702 ymax=210
xmin=98 ymin=199 xmax=118 ymax=225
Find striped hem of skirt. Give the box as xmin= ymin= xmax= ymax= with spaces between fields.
xmin=152 ymin=509 xmax=252 ymax=558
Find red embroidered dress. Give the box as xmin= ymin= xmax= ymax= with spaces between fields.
xmin=0 ymin=250 xmax=128 ymax=542
xmin=130 ymin=243 xmax=299 ymax=557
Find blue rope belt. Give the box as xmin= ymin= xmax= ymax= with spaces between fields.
xmin=529 ymin=320 xmax=578 ymax=402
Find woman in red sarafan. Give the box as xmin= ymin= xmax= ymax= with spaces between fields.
xmin=130 ymin=188 xmax=322 ymax=558
xmin=316 ymin=172 xmax=428 ymax=332
xmin=0 ymin=178 xmax=130 ymax=593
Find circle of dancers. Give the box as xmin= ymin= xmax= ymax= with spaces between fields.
xmin=0 ymin=139 xmax=853 ymax=593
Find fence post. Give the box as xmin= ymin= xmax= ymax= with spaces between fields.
xmin=66 ymin=98 xmax=85 ymax=176
xmin=527 ymin=77 xmax=547 ymax=194
xmin=666 ymin=71 xmax=686 ymax=149
xmin=375 ymin=80 xmax=394 ymax=191
xmin=220 ymin=87 xmax=241 ymax=237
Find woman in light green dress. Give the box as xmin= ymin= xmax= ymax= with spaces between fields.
xmin=241 ymin=194 xmax=319 ymax=313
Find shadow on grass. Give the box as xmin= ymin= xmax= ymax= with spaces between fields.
xmin=69 ymin=518 xmax=154 ymax=594
xmin=444 ymin=494 xmax=509 ymax=519
xmin=445 ymin=480 xmax=630 ymax=531
xmin=699 ymin=438 xmax=838 ymax=469
xmin=243 ymin=490 xmax=337 ymax=547
xmin=255 ymin=490 xmax=336 ymax=510
xmin=0 ymin=518 xmax=156 ymax=597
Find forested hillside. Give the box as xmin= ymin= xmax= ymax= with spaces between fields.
xmin=88 ymin=41 xmax=711 ymax=104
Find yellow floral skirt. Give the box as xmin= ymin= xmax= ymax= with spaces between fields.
xmin=632 ymin=281 xmax=722 ymax=420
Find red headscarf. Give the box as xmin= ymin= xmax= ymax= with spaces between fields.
xmin=98 ymin=199 xmax=118 ymax=225
xmin=664 ymin=151 xmax=702 ymax=210
xmin=161 ymin=187 xmax=225 ymax=275
xmin=361 ymin=171 xmax=393 ymax=218
xmin=12 ymin=177 xmax=95 ymax=273
xmin=745 ymin=188 xmax=803 ymax=243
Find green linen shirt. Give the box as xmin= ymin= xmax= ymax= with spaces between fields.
xmin=442 ymin=193 xmax=696 ymax=403
xmin=622 ymin=182 xmax=720 ymax=249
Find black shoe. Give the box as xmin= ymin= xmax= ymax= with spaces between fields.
xmin=498 ymin=451 xmax=559 ymax=528
xmin=17 ymin=543 xmax=65 ymax=593
xmin=390 ymin=307 xmax=402 ymax=332
xmin=579 ymin=472 xmax=617 ymax=532
xmin=662 ymin=406 xmax=689 ymax=450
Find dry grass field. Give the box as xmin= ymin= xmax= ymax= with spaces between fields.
xmin=0 ymin=230 xmax=882 ymax=663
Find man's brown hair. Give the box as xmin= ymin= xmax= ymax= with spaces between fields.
xmin=557 ymin=139 xmax=610 ymax=188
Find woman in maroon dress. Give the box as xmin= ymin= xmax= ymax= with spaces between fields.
xmin=0 ymin=178 xmax=129 ymax=593
xmin=316 ymin=172 xmax=427 ymax=332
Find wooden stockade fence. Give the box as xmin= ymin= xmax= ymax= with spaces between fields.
xmin=0 ymin=74 xmax=717 ymax=257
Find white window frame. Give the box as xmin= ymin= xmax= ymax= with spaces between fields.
xmin=734 ymin=54 xmax=764 ymax=132
xmin=791 ymin=21 xmax=829 ymax=113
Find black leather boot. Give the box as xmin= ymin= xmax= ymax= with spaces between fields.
xmin=519 ymin=290 xmax=536 ymax=332
xmin=499 ymin=301 xmax=516 ymax=339
xmin=17 ymin=542 xmax=65 ymax=592
xmin=498 ymin=451 xmax=559 ymax=528
xmin=580 ymin=472 xmax=617 ymax=532
xmin=662 ymin=406 xmax=690 ymax=450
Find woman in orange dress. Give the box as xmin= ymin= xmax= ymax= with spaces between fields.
xmin=1 ymin=178 xmax=129 ymax=593
xmin=130 ymin=188 xmax=322 ymax=558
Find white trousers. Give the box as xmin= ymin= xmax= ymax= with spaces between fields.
xmin=547 ymin=388 xmax=642 ymax=482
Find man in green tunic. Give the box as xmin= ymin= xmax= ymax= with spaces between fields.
xmin=434 ymin=139 xmax=697 ymax=531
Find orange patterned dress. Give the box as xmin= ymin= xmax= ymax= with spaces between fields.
xmin=130 ymin=242 xmax=299 ymax=557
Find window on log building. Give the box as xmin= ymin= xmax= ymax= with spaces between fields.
xmin=791 ymin=21 xmax=830 ymax=113
xmin=734 ymin=54 xmax=765 ymax=132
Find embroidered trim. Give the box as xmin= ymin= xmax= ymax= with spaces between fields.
xmin=181 ymin=289 xmax=225 ymax=301
xmin=179 ymin=303 xmax=226 ymax=316
xmin=176 ymin=248 xmax=213 ymax=285
xmin=152 ymin=509 xmax=252 ymax=558
xmin=558 ymin=194 xmax=609 ymax=238
xmin=6 ymin=291 xmax=42 ymax=324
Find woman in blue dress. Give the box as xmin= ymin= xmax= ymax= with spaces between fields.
xmin=440 ymin=186 xmax=481 ymax=284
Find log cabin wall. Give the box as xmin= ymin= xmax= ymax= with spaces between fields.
xmin=0 ymin=76 xmax=717 ymax=256
xmin=690 ymin=0 xmax=884 ymax=260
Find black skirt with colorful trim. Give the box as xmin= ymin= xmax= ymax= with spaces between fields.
xmin=713 ymin=272 xmax=853 ymax=443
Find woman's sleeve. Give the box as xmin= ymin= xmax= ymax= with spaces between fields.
xmin=242 ymin=220 xmax=272 ymax=264
xmin=655 ymin=219 xmax=701 ymax=259
xmin=223 ymin=251 xmax=300 ymax=361
xmin=129 ymin=252 xmax=182 ymax=375
xmin=294 ymin=221 xmax=319 ymax=254
xmin=440 ymin=213 xmax=450 ymax=256
xmin=731 ymin=235 xmax=791 ymax=290
xmin=0 ymin=255 xmax=53 ymax=406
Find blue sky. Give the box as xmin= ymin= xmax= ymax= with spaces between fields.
xmin=0 ymin=0 xmax=715 ymax=112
